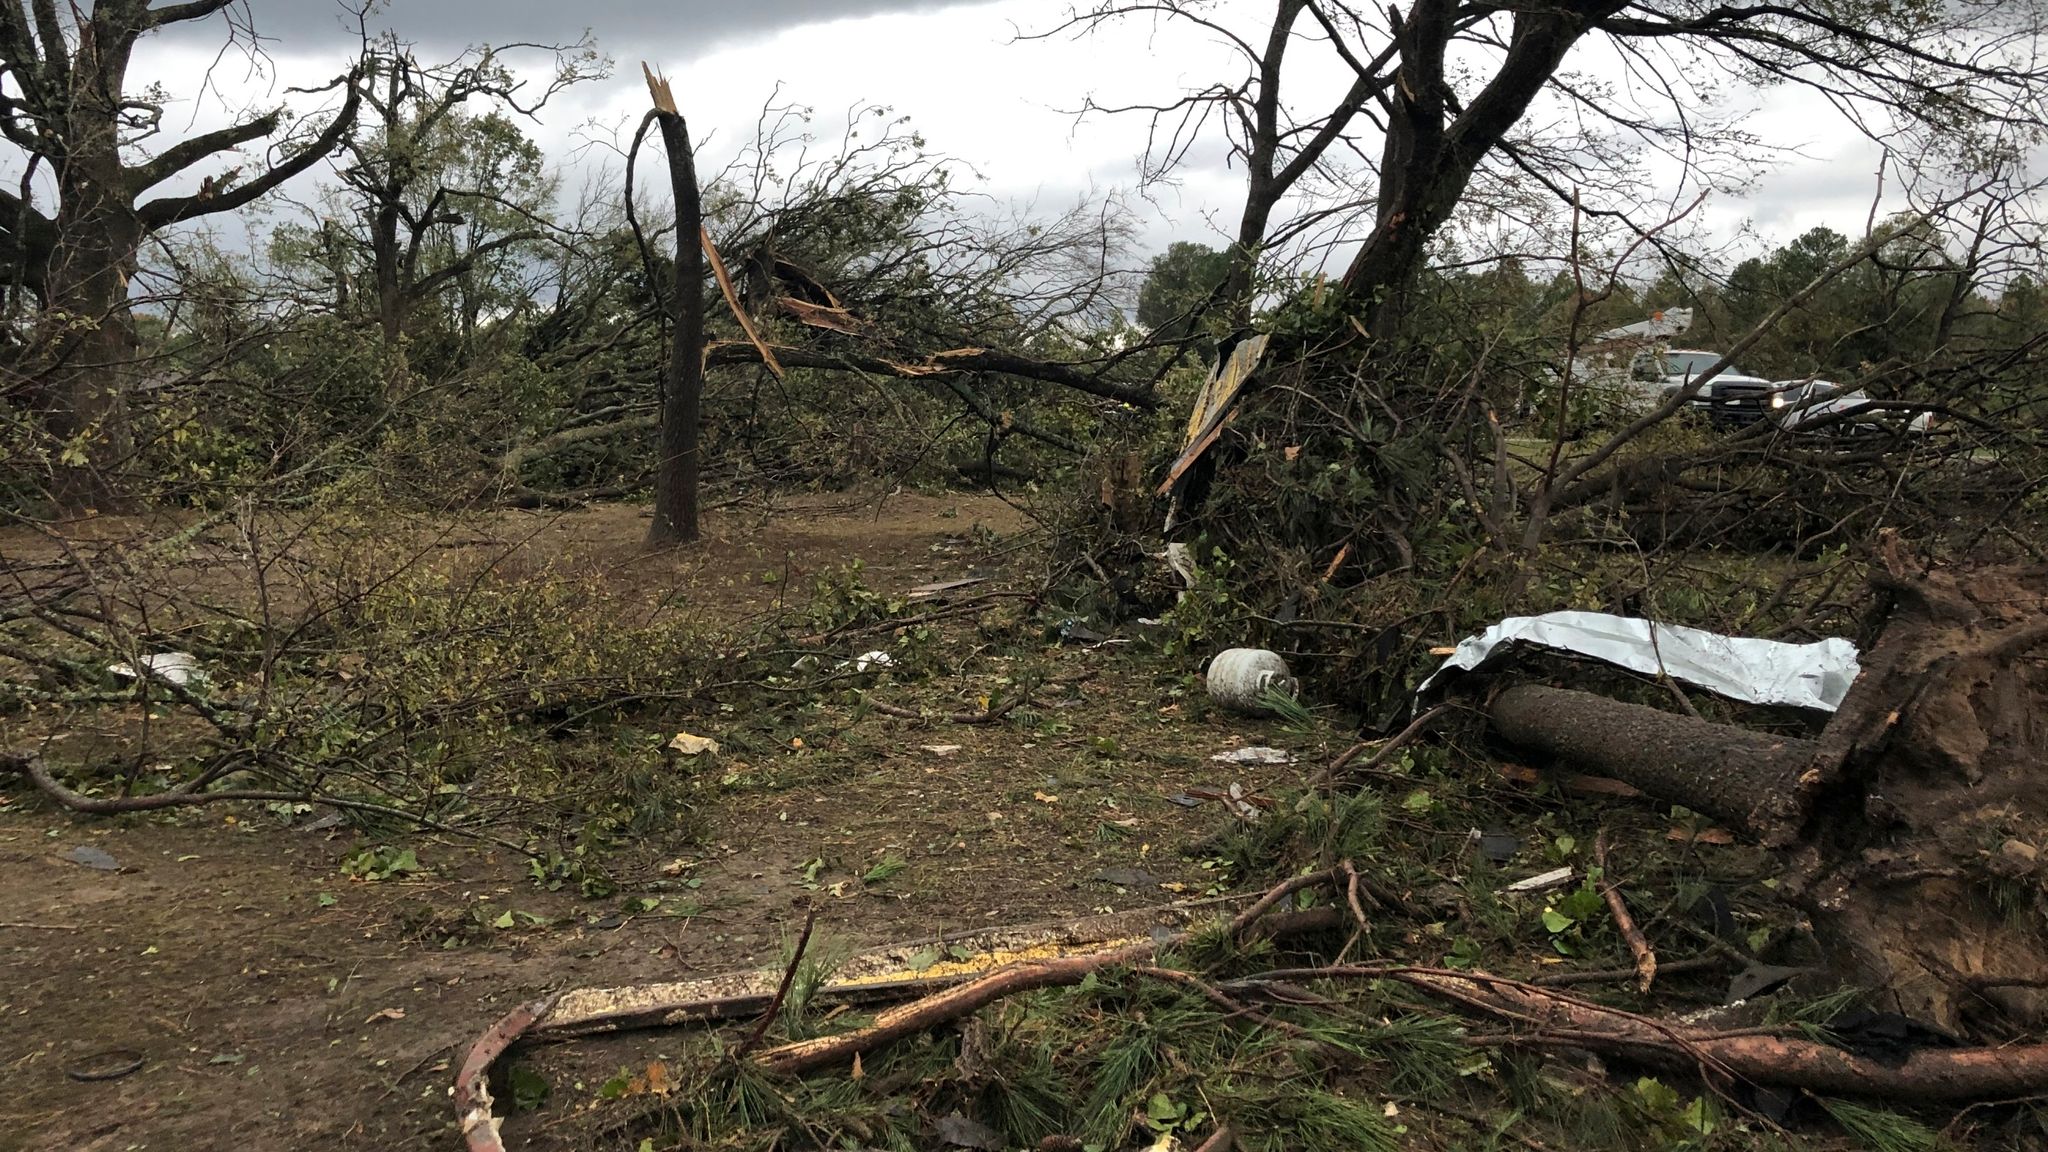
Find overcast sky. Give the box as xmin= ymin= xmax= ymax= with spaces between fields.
xmin=81 ymin=0 xmax=1926 ymax=278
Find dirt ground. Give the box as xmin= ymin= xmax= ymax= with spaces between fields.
xmin=0 ymin=493 xmax=1312 ymax=1151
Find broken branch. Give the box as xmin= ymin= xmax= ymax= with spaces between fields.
xmin=739 ymin=903 xmax=818 ymax=1056
xmin=750 ymin=870 xmax=1344 ymax=1077
xmin=1595 ymin=831 xmax=1657 ymax=993
xmin=862 ymin=692 xmax=1027 ymax=726
xmin=456 ymin=996 xmax=557 ymax=1152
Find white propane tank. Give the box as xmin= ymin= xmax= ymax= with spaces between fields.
xmin=1206 ymin=648 xmax=1299 ymax=716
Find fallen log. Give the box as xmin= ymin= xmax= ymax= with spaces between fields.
xmin=1487 ymin=684 xmax=1814 ymax=838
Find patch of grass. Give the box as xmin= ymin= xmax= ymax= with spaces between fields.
xmin=862 ymin=855 xmax=909 ymax=884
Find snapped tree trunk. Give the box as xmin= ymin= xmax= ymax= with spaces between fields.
xmin=642 ymin=69 xmax=706 ymax=548
xmin=1485 ymin=553 xmax=2048 ymax=1035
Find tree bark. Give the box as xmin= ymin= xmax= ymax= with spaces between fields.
xmin=1340 ymin=3 xmax=1623 ymax=332
xmin=35 ymin=7 xmax=144 ymax=512
xmin=1488 ymin=684 xmax=1815 ymax=837
xmin=642 ymin=73 xmax=705 ymax=548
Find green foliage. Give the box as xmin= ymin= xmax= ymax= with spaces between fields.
xmin=342 ymin=845 xmax=421 ymax=881
xmin=1139 ymin=240 xmax=1235 ymax=344
xmin=1820 ymin=1099 xmax=1946 ymax=1152
xmin=1631 ymin=1077 xmax=1722 ymax=1144
xmin=1540 ymin=882 xmax=1611 ymax=955
xmin=504 ymin=1061 xmax=551 ymax=1112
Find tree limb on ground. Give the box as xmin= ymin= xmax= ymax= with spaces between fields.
xmin=704 ymin=341 xmax=1159 ymax=410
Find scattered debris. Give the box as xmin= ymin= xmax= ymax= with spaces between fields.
xmin=106 ymin=651 xmax=204 ymax=688
xmin=456 ymin=996 xmax=557 ymax=1152
xmin=1729 ymin=962 xmax=1813 ymax=1003
xmin=1165 ymin=793 xmax=1202 ymax=809
xmin=666 ymin=733 xmax=721 ymax=757
xmin=1091 ymin=867 xmax=1159 ymax=889
xmin=1502 ymin=867 xmax=1575 ymax=894
xmin=907 ymin=578 xmax=987 ymax=601
xmin=65 ymin=1048 xmax=146 ymax=1083
xmin=1056 ymin=617 xmax=1108 ymax=645
xmin=1471 ymin=830 xmax=1520 ymax=863
xmin=935 ymin=1111 xmax=1006 ymax=1150
xmin=921 ymin=744 xmax=963 ymax=758
xmin=1161 ymin=334 xmax=1271 ymax=522
xmin=1209 ymin=746 xmax=1294 ymax=765
xmin=62 ymin=845 xmax=120 ymax=872
xmin=1183 ymin=783 xmax=1273 ymax=823
xmin=1418 ymin=610 xmax=1861 ymax=712
xmin=851 ymin=651 xmax=896 ymax=672
xmin=1205 ymin=648 xmax=1298 ymax=716
xmin=1161 ymin=542 xmax=1198 ymax=599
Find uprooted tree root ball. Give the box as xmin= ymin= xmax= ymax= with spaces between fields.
xmin=1485 ymin=551 xmax=2048 ymax=1036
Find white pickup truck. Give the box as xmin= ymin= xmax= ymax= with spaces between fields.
xmin=1637 ymin=349 xmax=1778 ymax=426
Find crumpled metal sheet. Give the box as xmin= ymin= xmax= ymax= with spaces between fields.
xmin=1417 ymin=610 xmax=1860 ymax=712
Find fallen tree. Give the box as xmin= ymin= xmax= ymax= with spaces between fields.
xmin=447 ymin=547 xmax=2048 ymax=1146
xmin=1487 ymin=543 xmax=2048 ymax=1035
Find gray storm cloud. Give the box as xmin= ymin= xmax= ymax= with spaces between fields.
xmin=159 ymin=0 xmax=969 ymax=53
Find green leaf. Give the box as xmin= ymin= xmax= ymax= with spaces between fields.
xmin=1559 ymin=885 xmax=1606 ymax=922
xmin=1145 ymin=1092 xmax=1186 ymax=1129
xmin=493 ymin=910 xmax=516 ymax=929
xmin=506 ymin=1062 xmax=550 ymax=1111
xmin=1402 ymin=789 xmax=1434 ymax=812
xmin=1634 ymin=1076 xmax=1683 ymax=1115
xmin=1541 ymin=908 xmax=1574 ymax=934
xmin=316 ymin=892 xmax=337 ymax=908
xmin=1680 ymin=1096 xmax=1716 ymax=1135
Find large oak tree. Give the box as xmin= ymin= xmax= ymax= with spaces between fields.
xmin=1 ymin=0 xmax=361 ymax=510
